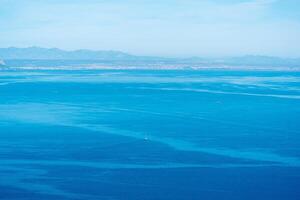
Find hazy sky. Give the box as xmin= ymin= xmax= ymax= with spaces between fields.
xmin=1 ymin=0 xmax=300 ymax=57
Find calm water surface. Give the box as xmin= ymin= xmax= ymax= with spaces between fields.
xmin=1 ymin=69 xmax=300 ymax=200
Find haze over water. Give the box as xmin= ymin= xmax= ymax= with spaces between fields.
xmin=1 ymin=69 xmax=300 ymax=199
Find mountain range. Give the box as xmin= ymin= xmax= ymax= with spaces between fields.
xmin=0 ymin=47 xmax=299 ymax=68
xmin=0 ymin=47 xmax=139 ymax=60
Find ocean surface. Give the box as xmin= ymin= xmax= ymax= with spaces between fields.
xmin=0 ymin=69 xmax=300 ymax=200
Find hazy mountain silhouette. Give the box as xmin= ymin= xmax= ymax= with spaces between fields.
xmin=0 ymin=47 xmax=299 ymax=68
xmin=0 ymin=47 xmax=138 ymax=60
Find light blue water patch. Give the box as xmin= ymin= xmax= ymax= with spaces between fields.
xmin=138 ymin=87 xmax=300 ymax=100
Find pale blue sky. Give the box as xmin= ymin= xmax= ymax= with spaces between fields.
xmin=0 ymin=0 xmax=300 ymax=57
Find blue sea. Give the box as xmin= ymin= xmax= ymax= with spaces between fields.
xmin=0 ymin=69 xmax=300 ymax=200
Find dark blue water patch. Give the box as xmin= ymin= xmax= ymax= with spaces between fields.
xmin=0 ymin=185 xmax=70 ymax=200
xmin=6 ymin=165 xmax=299 ymax=200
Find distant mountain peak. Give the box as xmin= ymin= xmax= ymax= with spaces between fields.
xmin=0 ymin=47 xmax=134 ymax=60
